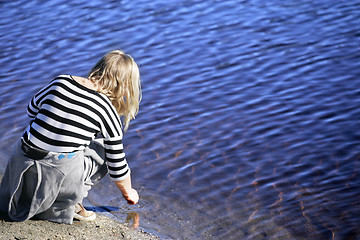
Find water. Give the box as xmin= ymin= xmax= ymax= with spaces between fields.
xmin=1 ymin=0 xmax=360 ymax=239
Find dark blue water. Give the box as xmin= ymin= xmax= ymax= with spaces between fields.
xmin=1 ymin=0 xmax=360 ymax=239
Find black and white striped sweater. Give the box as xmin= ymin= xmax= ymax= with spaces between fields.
xmin=25 ymin=75 xmax=130 ymax=181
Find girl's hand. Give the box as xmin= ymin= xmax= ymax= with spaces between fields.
xmin=122 ymin=188 xmax=139 ymax=205
xmin=114 ymin=176 xmax=139 ymax=205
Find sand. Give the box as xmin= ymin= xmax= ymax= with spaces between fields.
xmin=0 ymin=210 xmax=160 ymax=240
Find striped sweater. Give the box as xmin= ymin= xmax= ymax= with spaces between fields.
xmin=26 ymin=75 xmax=130 ymax=181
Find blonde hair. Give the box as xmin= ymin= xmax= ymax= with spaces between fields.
xmin=88 ymin=50 xmax=142 ymax=131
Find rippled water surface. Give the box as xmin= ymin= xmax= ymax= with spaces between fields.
xmin=1 ymin=0 xmax=360 ymax=239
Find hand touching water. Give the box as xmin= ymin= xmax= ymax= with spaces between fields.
xmin=114 ymin=175 xmax=139 ymax=205
xmin=122 ymin=188 xmax=139 ymax=205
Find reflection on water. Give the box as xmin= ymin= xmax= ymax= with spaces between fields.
xmin=127 ymin=212 xmax=140 ymax=229
xmin=85 ymin=203 xmax=140 ymax=230
xmin=1 ymin=0 xmax=360 ymax=239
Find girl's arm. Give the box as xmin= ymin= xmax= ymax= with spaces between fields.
xmin=114 ymin=174 xmax=139 ymax=205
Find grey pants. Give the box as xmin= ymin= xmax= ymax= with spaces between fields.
xmin=0 ymin=138 xmax=108 ymax=224
xmin=83 ymin=139 xmax=108 ymax=197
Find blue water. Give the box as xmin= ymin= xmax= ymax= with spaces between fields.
xmin=1 ymin=0 xmax=360 ymax=239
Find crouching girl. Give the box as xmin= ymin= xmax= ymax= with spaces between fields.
xmin=0 ymin=50 xmax=141 ymax=224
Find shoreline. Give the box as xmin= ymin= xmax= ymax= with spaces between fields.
xmin=0 ymin=175 xmax=161 ymax=240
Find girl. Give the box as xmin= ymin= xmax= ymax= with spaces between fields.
xmin=0 ymin=50 xmax=141 ymax=224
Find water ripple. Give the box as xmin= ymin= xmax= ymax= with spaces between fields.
xmin=0 ymin=0 xmax=360 ymax=239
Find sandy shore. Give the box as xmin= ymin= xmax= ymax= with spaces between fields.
xmin=0 ymin=175 xmax=160 ymax=240
xmin=0 ymin=211 xmax=159 ymax=240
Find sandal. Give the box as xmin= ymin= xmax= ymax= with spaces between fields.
xmin=74 ymin=203 xmax=96 ymax=221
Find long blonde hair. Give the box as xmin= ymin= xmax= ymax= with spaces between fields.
xmin=88 ymin=50 xmax=142 ymax=131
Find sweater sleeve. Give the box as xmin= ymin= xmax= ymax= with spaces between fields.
xmin=104 ymin=136 xmax=131 ymax=181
